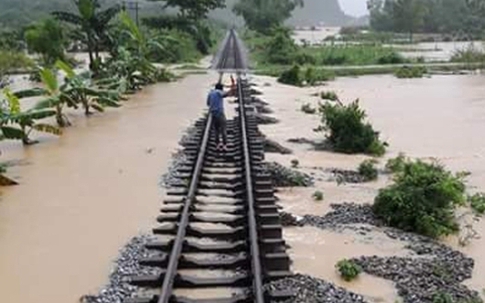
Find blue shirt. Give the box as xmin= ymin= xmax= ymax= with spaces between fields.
xmin=207 ymin=89 xmax=225 ymax=115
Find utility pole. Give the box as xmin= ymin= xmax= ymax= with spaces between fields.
xmin=122 ymin=1 xmax=140 ymax=26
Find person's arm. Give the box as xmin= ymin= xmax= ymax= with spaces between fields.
xmin=207 ymin=93 xmax=211 ymax=106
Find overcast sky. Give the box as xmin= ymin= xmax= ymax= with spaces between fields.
xmin=338 ymin=0 xmax=368 ymax=17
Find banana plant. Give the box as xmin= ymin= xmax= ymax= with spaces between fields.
xmin=23 ymin=66 xmax=79 ymax=127
xmin=0 ymin=88 xmax=61 ymax=145
xmin=56 ymin=60 xmax=121 ymax=115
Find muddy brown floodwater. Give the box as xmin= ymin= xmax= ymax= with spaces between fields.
xmin=252 ymin=73 xmax=485 ymax=301
xmin=0 ymin=72 xmax=218 ymax=303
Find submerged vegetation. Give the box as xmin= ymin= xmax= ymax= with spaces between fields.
xmin=373 ymin=157 xmax=467 ymax=238
xmin=358 ymin=159 xmax=379 ymax=181
xmin=316 ymin=100 xmax=387 ymax=156
xmin=336 ymin=259 xmax=362 ymax=281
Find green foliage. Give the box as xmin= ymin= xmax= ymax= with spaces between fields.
xmin=317 ymin=100 xmax=387 ymax=156
xmin=358 ymin=159 xmax=379 ymax=181
xmin=320 ymin=91 xmax=339 ymax=101
xmin=301 ymin=103 xmax=316 ymax=114
xmin=304 ymin=67 xmax=334 ymax=85
xmin=369 ymin=0 xmax=485 ymax=40
xmin=300 ymin=44 xmax=407 ymax=66
xmin=0 ymin=51 xmax=34 ymax=85
xmin=24 ymin=18 xmax=67 ymax=66
xmin=336 ymin=259 xmax=362 ymax=281
xmin=385 ymin=153 xmax=407 ymax=173
xmin=0 ymin=30 xmax=24 ymax=51
xmin=233 ymin=0 xmax=303 ymax=34
xmin=468 ymin=193 xmax=485 ymax=215
xmin=53 ymin=0 xmax=121 ymax=70
xmin=373 ymin=159 xmax=467 ymax=238
xmin=291 ymin=159 xmax=299 ymax=168
xmin=148 ymin=29 xmax=202 ymax=63
xmin=264 ymin=29 xmax=299 ymax=65
xmin=153 ymin=0 xmax=225 ymax=20
xmin=0 ymin=88 xmax=61 ymax=144
xmin=433 ymin=292 xmax=454 ymax=303
xmin=395 ymin=66 xmax=427 ymax=78
xmin=451 ymin=46 xmax=485 ymax=63
xmin=278 ymin=65 xmax=302 ymax=86
xmin=312 ymin=190 xmax=324 ymax=201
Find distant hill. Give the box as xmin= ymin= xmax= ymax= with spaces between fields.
xmin=0 ymin=0 xmax=367 ymax=28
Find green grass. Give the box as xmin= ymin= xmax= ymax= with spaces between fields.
xmin=468 ymin=193 xmax=485 ymax=215
xmin=300 ymin=44 xmax=408 ymax=66
xmin=395 ymin=66 xmax=428 ymax=78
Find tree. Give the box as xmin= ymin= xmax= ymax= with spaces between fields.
xmin=233 ymin=0 xmax=304 ymax=34
xmin=392 ymin=0 xmax=427 ymax=42
xmin=53 ymin=0 xmax=120 ymax=71
xmin=154 ymin=0 xmax=226 ymax=20
xmin=24 ymin=18 xmax=67 ymax=66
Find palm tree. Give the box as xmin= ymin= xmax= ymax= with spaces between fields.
xmin=52 ymin=0 xmax=120 ymax=71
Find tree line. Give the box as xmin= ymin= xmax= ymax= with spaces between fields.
xmin=368 ymin=0 xmax=485 ymax=41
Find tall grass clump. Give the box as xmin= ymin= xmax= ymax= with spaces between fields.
xmin=278 ymin=65 xmax=302 ymax=86
xmin=451 ymin=46 xmax=485 ymax=63
xmin=373 ymin=158 xmax=467 ymax=238
xmin=395 ymin=66 xmax=427 ymax=78
xmin=316 ymin=100 xmax=387 ymax=156
xmin=358 ymin=159 xmax=379 ymax=181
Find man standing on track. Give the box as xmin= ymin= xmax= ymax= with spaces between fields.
xmin=207 ymin=77 xmax=235 ymax=151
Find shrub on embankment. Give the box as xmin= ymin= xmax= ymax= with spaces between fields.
xmin=315 ymin=100 xmax=387 ymax=156
xmin=373 ymin=157 xmax=467 ymax=238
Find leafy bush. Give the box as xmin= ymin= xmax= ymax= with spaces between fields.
xmin=358 ymin=159 xmax=379 ymax=181
xmin=301 ymin=103 xmax=316 ymax=114
xmin=385 ymin=153 xmax=407 ymax=173
xmin=336 ymin=259 xmax=361 ymax=281
xmin=377 ymin=52 xmax=406 ymax=64
xmin=278 ymin=65 xmax=302 ymax=86
xmin=304 ymin=67 xmax=334 ymax=85
xmin=468 ymin=193 xmax=485 ymax=215
xmin=320 ymin=91 xmax=339 ymax=101
xmin=395 ymin=66 xmax=427 ymax=78
xmin=373 ymin=159 xmax=466 ymax=238
xmin=312 ymin=190 xmax=324 ymax=201
xmin=264 ymin=30 xmax=299 ymax=65
xmin=317 ymin=100 xmax=387 ymax=156
xmin=291 ymin=159 xmax=299 ymax=168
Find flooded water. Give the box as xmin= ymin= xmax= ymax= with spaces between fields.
xmin=396 ymin=41 xmax=485 ymax=62
xmin=285 ymin=226 xmax=407 ymax=303
xmin=251 ymin=73 xmax=485 ymax=298
xmin=293 ymin=28 xmax=483 ymax=61
xmin=0 ymin=72 xmax=219 ymax=303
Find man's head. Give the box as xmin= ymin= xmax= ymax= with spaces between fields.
xmin=215 ymin=83 xmax=223 ymax=90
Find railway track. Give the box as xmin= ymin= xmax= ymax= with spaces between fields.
xmin=125 ymin=30 xmax=292 ymax=303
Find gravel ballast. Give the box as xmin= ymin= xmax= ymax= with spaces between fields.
xmin=265 ymin=274 xmax=369 ymax=303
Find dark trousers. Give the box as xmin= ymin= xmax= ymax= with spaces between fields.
xmin=212 ymin=113 xmax=227 ymax=145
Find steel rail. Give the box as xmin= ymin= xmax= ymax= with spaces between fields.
xmin=237 ymin=78 xmax=265 ymax=303
xmin=157 ymin=114 xmax=213 ymax=303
